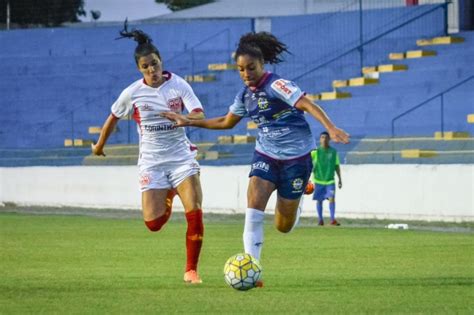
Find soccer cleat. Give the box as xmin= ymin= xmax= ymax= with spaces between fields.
xmin=184 ymin=270 xmax=202 ymax=284
xmin=318 ymin=220 xmax=324 ymax=226
xmin=330 ymin=220 xmax=341 ymax=226
xmin=255 ymin=280 xmax=264 ymax=288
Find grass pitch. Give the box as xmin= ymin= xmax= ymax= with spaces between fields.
xmin=1 ymin=211 xmax=473 ymax=314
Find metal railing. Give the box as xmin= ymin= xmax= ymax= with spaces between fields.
xmin=390 ymin=75 xmax=474 ymax=160
xmin=164 ymin=28 xmax=232 ymax=77
xmin=287 ymin=1 xmax=449 ymax=84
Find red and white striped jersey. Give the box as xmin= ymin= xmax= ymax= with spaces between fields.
xmin=111 ymin=71 xmax=203 ymax=166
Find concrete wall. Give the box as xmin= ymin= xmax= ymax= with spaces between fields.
xmin=1 ymin=164 xmax=472 ymax=221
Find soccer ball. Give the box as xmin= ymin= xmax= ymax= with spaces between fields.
xmin=223 ymin=253 xmax=262 ymax=291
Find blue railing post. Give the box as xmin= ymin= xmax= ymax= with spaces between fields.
xmin=444 ymin=0 xmax=450 ymax=35
xmin=71 ymin=111 xmax=75 ymax=141
xmin=440 ymin=94 xmax=445 ymax=137
xmin=359 ymin=0 xmax=364 ymax=72
xmin=191 ymin=47 xmax=195 ymax=77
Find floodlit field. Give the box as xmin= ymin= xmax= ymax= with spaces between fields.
xmin=1 ymin=210 xmax=473 ymax=314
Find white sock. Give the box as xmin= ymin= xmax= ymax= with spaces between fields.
xmin=243 ymin=208 xmax=265 ymax=261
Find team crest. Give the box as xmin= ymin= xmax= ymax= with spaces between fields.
xmin=257 ymin=97 xmax=269 ymax=110
xmin=167 ymin=97 xmax=183 ymax=112
xmin=291 ymin=178 xmax=304 ymax=191
xmin=139 ymin=174 xmax=151 ymax=187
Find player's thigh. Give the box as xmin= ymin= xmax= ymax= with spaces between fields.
xmin=247 ymin=175 xmax=276 ymax=210
xmin=142 ymin=189 xmax=169 ymax=221
xmin=176 ymin=173 xmax=203 ymax=212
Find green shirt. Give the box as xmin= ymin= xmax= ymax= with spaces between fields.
xmin=311 ymin=147 xmax=340 ymax=185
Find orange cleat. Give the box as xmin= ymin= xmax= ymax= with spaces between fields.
xmin=255 ymin=280 xmax=264 ymax=288
xmin=330 ymin=220 xmax=341 ymax=226
xmin=318 ymin=220 xmax=324 ymax=226
xmin=304 ymin=182 xmax=314 ymax=195
xmin=184 ymin=270 xmax=202 ymax=284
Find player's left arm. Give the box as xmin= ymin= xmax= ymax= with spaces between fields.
xmin=295 ymin=96 xmax=350 ymax=144
xmin=186 ymin=109 xmax=205 ymax=120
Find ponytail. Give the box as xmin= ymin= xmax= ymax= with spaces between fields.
xmin=117 ymin=19 xmax=161 ymax=64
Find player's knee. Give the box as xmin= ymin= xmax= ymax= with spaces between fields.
xmin=328 ymin=198 xmax=335 ymax=203
xmin=144 ymin=215 xmax=168 ymax=232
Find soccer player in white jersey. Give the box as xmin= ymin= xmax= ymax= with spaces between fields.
xmin=163 ymin=32 xmax=350 ymax=287
xmin=92 ymin=23 xmax=205 ymax=284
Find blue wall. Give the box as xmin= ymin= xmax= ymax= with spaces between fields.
xmin=1 ymin=4 xmax=470 ymax=149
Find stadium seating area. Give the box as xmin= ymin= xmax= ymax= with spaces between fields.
xmin=0 ymin=4 xmax=472 ymax=166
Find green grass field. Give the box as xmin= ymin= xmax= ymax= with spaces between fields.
xmin=1 ymin=211 xmax=473 ymax=314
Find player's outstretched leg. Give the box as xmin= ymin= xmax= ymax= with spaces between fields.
xmin=144 ymin=189 xmax=177 ymax=231
xmin=183 ymin=209 xmax=204 ymax=284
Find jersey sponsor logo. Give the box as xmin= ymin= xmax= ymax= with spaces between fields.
xmin=271 ymin=79 xmax=298 ymax=100
xmin=257 ymin=97 xmax=269 ymax=110
xmin=291 ymin=178 xmax=304 ymax=191
xmin=167 ymin=97 xmax=183 ymax=112
xmin=142 ymin=103 xmax=152 ymax=111
xmin=143 ymin=123 xmax=177 ymax=132
xmin=252 ymin=161 xmax=270 ymax=172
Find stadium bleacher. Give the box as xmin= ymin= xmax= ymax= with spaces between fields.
xmin=0 ymin=4 xmax=472 ymax=166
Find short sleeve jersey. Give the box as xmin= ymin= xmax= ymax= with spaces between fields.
xmin=311 ymin=147 xmax=340 ymax=185
xmin=229 ymin=72 xmax=315 ymax=160
xmin=111 ymin=71 xmax=203 ymax=166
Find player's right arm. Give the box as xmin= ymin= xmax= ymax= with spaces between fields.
xmin=91 ymin=114 xmax=119 ymax=156
xmin=162 ymin=111 xmax=242 ymax=130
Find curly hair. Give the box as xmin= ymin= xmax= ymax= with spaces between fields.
xmin=235 ymin=32 xmax=289 ymax=64
xmin=117 ymin=19 xmax=161 ymax=64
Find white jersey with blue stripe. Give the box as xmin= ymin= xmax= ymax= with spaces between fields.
xmin=229 ymin=72 xmax=316 ymax=160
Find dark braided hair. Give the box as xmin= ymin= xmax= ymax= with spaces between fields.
xmin=117 ymin=19 xmax=161 ymax=64
xmin=235 ymin=32 xmax=289 ymax=64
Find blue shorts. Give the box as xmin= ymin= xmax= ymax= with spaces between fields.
xmin=249 ymin=151 xmax=312 ymax=200
xmin=312 ymin=183 xmax=336 ymax=201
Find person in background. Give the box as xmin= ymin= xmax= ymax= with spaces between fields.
xmin=310 ymin=131 xmax=343 ymax=226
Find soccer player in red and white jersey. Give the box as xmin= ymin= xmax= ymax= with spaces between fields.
xmin=92 ymin=23 xmax=205 ymax=284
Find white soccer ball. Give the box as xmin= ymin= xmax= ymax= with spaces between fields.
xmin=223 ymin=253 xmax=262 ymax=291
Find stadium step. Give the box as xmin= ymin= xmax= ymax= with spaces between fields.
xmin=208 ymin=63 xmax=237 ymax=71
xmin=401 ymin=149 xmax=438 ymax=158
xmin=389 ymin=50 xmax=437 ymax=60
xmin=247 ymin=121 xmax=258 ymax=130
xmin=345 ymin=137 xmax=474 ymax=164
xmin=332 ymin=77 xmax=379 ymax=88
xmin=307 ymin=90 xmax=352 ymax=101
xmin=217 ymin=135 xmax=256 ymax=144
xmin=468 ymin=114 xmax=474 ymax=124
xmin=362 ymin=64 xmax=408 ymax=77
xmin=64 ymin=139 xmax=93 ymax=147
xmin=416 ymin=36 xmax=465 ymax=46
xmin=434 ymin=131 xmax=471 ymax=140
xmin=88 ymin=126 xmax=118 ymax=134
xmin=184 ymin=74 xmax=217 ymax=82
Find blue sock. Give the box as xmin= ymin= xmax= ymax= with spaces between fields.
xmin=316 ymin=202 xmax=323 ymax=222
xmin=329 ymin=202 xmax=336 ymax=221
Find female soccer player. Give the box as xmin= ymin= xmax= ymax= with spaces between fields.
xmin=92 ymin=23 xmax=205 ymax=284
xmin=163 ymin=32 xmax=349 ymax=279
